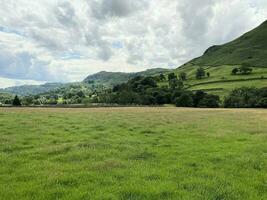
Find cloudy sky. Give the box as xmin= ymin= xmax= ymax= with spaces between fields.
xmin=0 ymin=0 xmax=267 ymax=88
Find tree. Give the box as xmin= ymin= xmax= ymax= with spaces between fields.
xmin=175 ymin=93 xmax=193 ymax=107
xmin=169 ymin=79 xmax=183 ymax=90
xmin=76 ymin=90 xmax=85 ymax=98
xmin=22 ymin=96 xmax=34 ymax=106
xmin=232 ymin=68 xmax=239 ymax=75
xmin=240 ymin=63 xmax=253 ymax=75
xmin=207 ymin=72 xmax=210 ymax=78
xmin=168 ymin=73 xmax=177 ymax=81
xmin=198 ymin=94 xmax=220 ymax=108
xmin=193 ymin=90 xmax=206 ymax=107
xmin=159 ymin=74 xmax=166 ymax=81
xmin=224 ymin=87 xmax=258 ymax=108
xmin=179 ymin=72 xmax=187 ymax=81
xmin=12 ymin=95 xmax=22 ymax=106
xmin=196 ymin=67 xmax=206 ymax=79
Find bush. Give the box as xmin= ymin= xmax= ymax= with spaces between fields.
xmin=232 ymin=68 xmax=239 ymax=75
xmin=193 ymin=91 xmax=220 ymax=108
xmin=175 ymin=93 xmax=193 ymax=107
xmin=258 ymin=98 xmax=267 ymax=108
xmin=224 ymin=87 xmax=265 ymax=108
xmin=240 ymin=63 xmax=253 ymax=75
xmin=199 ymin=94 xmax=220 ymax=108
xmin=193 ymin=90 xmax=206 ymax=107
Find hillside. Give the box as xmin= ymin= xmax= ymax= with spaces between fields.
xmin=83 ymin=68 xmax=170 ymax=86
xmin=0 ymin=83 xmax=65 ymax=96
xmin=190 ymin=20 xmax=267 ymax=67
xmin=172 ymin=20 xmax=267 ymax=97
xmin=0 ymin=68 xmax=170 ymax=96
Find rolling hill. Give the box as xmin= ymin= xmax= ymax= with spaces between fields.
xmin=0 ymin=68 xmax=170 ymax=96
xmin=83 ymin=68 xmax=170 ymax=85
xmin=172 ymin=20 xmax=267 ymax=97
xmin=190 ymin=20 xmax=267 ymax=67
xmin=0 ymin=83 xmax=65 ymax=96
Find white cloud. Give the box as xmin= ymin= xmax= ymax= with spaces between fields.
xmin=0 ymin=0 xmax=266 ymax=88
xmin=0 ymin=77 xmax=45 ymax=89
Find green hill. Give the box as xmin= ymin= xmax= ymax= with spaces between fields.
xmin=172 ymin=20 xmax=267 ymax=97
xmin=0 ymin=68 xmax=170 ymax=96
xmin=190 ymin=20 xmax=267 ymax=67
xmin=0 ymin=83 xmax=65 ymax=96
xmin=83 ymin=68 xmax=170 ymax=86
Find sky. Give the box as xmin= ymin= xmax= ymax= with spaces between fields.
xmin=0 ymin=0 xmax=267 ymax=88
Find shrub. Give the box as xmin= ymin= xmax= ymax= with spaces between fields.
xmin=199 ymin=94 xmax=220 ymax=108
xmin=175 ymin=93 xmax=193 ymax=107
xmin=240 ymin=63 xmax=253 ymax=75
xmin=232 ymin=68 xmax=239 ymax=75
xmin=224 ymin=87 xmax=263 ymax=108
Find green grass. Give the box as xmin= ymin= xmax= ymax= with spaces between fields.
xmin=0 ymin=108 xmax=267 ymax=199
xmin=168 ymin=65 xmax=267 ymax=97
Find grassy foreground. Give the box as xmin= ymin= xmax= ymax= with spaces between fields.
xmin=0 ymin=108 xmax=267 ymax=200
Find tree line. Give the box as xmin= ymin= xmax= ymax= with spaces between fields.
xmin=95 ymin=74 xmax=221 ymax=108
xmin=2 ymin=64 xmax=266 ymax=108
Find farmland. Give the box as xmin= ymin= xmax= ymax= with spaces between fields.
xmin=0 ymin=108 xmax=267 ymax=200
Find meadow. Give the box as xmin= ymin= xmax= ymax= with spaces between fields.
xmin=172 ymin=64 xmax=267 ymax=97
xmin=0 ymin=108 xmax=267 ymax=200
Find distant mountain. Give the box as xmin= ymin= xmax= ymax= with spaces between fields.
xmin=83 ymin=68 xmax=170 ymax=85
xmin=0 ymin=83 xmax=65 ymax=96
xmin=0 ymin=68 xmax=170 ymax=96
xmin=189 ymin=20 xmax=267 ymax=67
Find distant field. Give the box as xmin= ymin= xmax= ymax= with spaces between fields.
xmin=171 ymin=65 xmax=267 ymax=97
xmin=0 ymin=108 xmax=267 ymax=200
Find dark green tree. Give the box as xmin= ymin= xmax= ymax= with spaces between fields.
xmin=179 ymin=72 xmax=187 ymax=81
xmin=22 ymin=96 xmax=34 ymax=106
xmin=12 ymin=95 xmax=22 ymax=106
xmin=168 ymin=73 xmax=177 ymax=81
xmin=175 ymin=93 xmax=193 ymax=107
xmin=196 ymin=67 xmax=206 ymax=79
xmin=240 ymin=63 xmax=253 ymax=75
xmin=232 ymin=68 xmax=239 ymax=75
xmin=159 ymin=74 xmax=166 ymax=81
xmin=198 ymin=94 xmax=220 ymax=108
xmin=169 ymin=79 xmax=183 ymax=90
xmin=193 ymin=90 xmax=206 ymax=107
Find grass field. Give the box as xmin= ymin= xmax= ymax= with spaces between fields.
xmin=169 ymin=64 xmax=267 ymax=97
xmin=0 ymin=108 xmax=267 ymax=200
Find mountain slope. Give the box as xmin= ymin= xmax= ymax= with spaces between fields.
xmin=172 ymin=20 xmax=267 ymax=97
xmin=189 ymin=20 xmax=267 ymax=67
xmin=83 ymin=68 xmax=170 ymax=86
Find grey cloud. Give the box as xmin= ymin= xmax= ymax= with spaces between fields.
xmin=90 ymin=0 xmax=147 ymax=19
xmin=98 ymin=44 xmax=113 ymax=61
xmin=177 ymin=0 xmax=215 ymax=41
xmin=0 ymin=0 xmax=267 ymax=85
xmin=55 ymin=2 xmax=77 ymax=27
xmin=0 ymin=50 xmax=55 ymax=81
